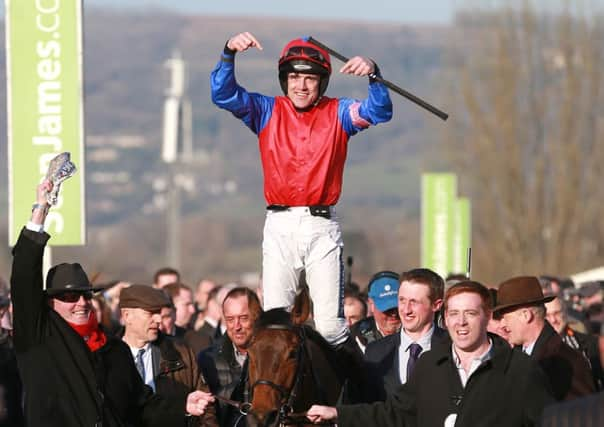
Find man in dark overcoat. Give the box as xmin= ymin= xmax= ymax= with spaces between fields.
xmin=545 ymin=295 xmax=603 ymax=391
xmin=495 ymin=276 xmax=595 ymax=400
xmin=307 ymin=280 xmax=554 ymax=427
xmin=11 ymin=180 xmax=213 ymax=427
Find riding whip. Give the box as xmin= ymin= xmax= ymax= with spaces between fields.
xmin=307 ymin=37 xmax=449 ymax=121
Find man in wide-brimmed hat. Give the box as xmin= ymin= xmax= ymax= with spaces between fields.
xmin=11 ymin=179 xmax=214 ymax=427
xmin=307 ymin=280 xmax=554 ymax=427
xmin=494 ymin=276 xmax=595 ymax=401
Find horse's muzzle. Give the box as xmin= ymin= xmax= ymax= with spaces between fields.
xmin=246 ymin=409 xmax=281 ymax=427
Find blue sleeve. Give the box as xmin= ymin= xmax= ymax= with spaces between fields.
xmin=210 ymin=54 xmax=274 ymax=135
xmin=338 ymin=72 xmax=393 ymax=137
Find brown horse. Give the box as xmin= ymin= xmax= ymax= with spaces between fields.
xmin=245 ymin=289 xmax=344 ymax=427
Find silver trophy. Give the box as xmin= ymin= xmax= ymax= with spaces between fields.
xmin=45 ymin=152 xmax=77 ymax=205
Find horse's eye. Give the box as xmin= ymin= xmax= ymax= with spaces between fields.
xmin=288 ymin=350 xmax=298 ymax=360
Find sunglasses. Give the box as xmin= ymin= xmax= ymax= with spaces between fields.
xmin=54 ymin=291 xmax=93 ymax=303
xmin=283 ymin=46 xmax=327 ymax=63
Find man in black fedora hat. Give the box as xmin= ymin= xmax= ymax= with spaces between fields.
xmin=10 ymin=180 xmax=214 ymax=427
xmin=494 ymin=276 xmax=595 ymax=401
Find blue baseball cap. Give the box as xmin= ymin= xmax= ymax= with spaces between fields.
xmin=368 ymin=272 xmax=400 ymax=312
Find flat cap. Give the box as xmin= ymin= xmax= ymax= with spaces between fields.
xmin=119 ymin=285 xmax=171 ymax=311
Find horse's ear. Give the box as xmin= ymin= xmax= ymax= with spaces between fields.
xmin=291 ymin=285 xmax=311 ymax=326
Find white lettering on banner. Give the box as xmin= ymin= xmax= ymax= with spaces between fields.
xmin=38 ymin=80 xmax=61 ymax=114
xmin=33 ymin=136 xmax=61 ymax=151
xmin=36 ymin=12 xmax=60 ymax=32
xmin=34 ymin=0 xmax=64 ymax=232
xmin=36 ymin=0 xmax=60 ymax=14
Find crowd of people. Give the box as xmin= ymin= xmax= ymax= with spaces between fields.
xmin=308 ymin=274 xmax=603 ymax=426
xmin=1 ymin=31 xmax=603 ymax=426
xmin=1 ymin=185 xmax=604 ymax=426
xmin=2 ymin=236 xmax=603 ymax=426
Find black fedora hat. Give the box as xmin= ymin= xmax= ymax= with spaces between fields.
xmin=45 ymin=263 xmax=108 ymax=296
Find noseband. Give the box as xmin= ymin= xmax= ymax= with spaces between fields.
xmin=214 ymin=323 xmax=335 ymax=426
xmin=249 ymin=324 xmax=308 ymax=423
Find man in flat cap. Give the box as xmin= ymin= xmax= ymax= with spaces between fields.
xmin=120 ymin=285 xmax=218 ymax=426
xmin=494 ymin=276 xmax=595 ymax=401
xmin=10 ymin=179 xmax=213 ymax=427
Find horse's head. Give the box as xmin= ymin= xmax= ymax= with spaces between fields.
xmin=246 ymin=288 xmax=312 ymax=427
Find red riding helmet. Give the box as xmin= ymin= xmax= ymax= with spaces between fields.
xmin=278 ymin=37 xmax=332 ymax=97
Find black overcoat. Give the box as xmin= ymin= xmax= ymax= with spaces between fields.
xmin=11 ymin=229 xmax=186 ymax=427
xmin=338 ymin=335 xmax=554 ymax=427
xmin=532 ymin=322 xmax=595 ymax=401
xmin=364 ymin=325 xmax=449 ymax=402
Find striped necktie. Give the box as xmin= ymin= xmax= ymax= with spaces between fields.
xmin=135 ymin=348 xmax=146 ymax=381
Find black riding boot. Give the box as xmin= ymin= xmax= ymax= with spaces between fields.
xmin=333 ymin=335 xmax=368 ymax=404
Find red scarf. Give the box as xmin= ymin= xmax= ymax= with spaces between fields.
xmin=68 ymin=312 xmax=107 ymax=352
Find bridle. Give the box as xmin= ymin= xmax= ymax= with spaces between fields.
xmin=214 ymin=323 xmax=312 ymax=426
xmin=248 ymin=324 xmax=308 ymax=425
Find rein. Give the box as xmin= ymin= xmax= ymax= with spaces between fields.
xmin=213 ymin=394 xmax=252 ymax=415
xmin=219 ymin=322 xmax=337 ymax=426
xmin=249 ymin=323 xmax=308 ymax=423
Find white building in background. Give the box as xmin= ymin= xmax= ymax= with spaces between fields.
xmin=571 ymin=267 xmax=604 ymax=286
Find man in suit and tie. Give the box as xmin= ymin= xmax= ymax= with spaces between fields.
xmin=120 ymin=285 xmax=218 ymax=426
xmin=363 ymin=268 xmax=449 ymax=402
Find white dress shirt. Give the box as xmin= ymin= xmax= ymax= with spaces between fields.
xmin=523 ymin=340 xmax=537 ymax=356
xmin=128 ymin=343 xmax=155 ymax=391
xmin=452 ymin=339 xmax=493 ymax=387
xmin=398 ymin=325 xmax=434 ymax=384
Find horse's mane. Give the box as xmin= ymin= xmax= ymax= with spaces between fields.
xmin=254 ymin=308 xmax=340 ymax=374
xmin=251 ymin=308 xmax=349 ymax=407
xmin=254 ymin=308 xmax=292 ymax=330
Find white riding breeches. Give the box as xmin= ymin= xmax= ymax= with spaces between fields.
xmin=261 ymin=207 xmax=349 ymax=346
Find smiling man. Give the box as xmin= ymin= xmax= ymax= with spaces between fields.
xmin=350 ymin=271 xmax=401 ymax=354
xmin=363 ymin=268 xmax=448 ymax=402
xmin=307 ymin=281 xmax=554 ymax=427
xmin=211 ymin=32 xmax=392 ymax=350
xmin=10 ymin=180 xmax=213 ymax=427
xmin=198 ymin=287 xmax=263 ymax=427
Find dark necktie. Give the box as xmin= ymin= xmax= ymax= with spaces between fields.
xmin=406 ymin=343 xmax=423 ymax=380
xmin=135 ymin=348 xmax=146 ymax=381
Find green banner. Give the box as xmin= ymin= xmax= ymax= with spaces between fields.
xmin=451 ymin=197 xmax=471 ymax=275
xmin=421 ymin=173 xmax=456 ymax=279
xmin=6 ymin=0 xmax=86 ymax=246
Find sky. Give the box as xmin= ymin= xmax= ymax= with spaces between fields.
xmin=90 ymin=0 xmax=458 ymax=24
xmin=3 ymin=1 xmax=603 ymax=24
